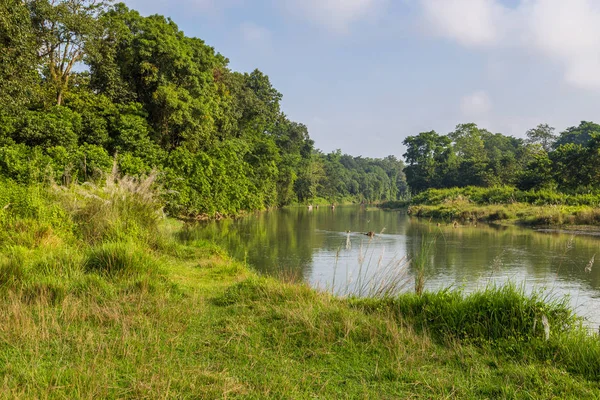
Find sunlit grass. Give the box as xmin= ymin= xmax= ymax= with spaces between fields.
xmin=0 ymin=178 xmax=599 ymax=397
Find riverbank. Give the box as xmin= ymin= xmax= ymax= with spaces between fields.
xmin=407 ymin=201 xmax=600 ymax=226
xmin=2 ymin=180 xmax=600 ymax=397
xmin=380 ymin=186 xmax=600 ymax=227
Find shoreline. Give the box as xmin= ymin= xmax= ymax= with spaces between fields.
xmin=379 ymin=201 xmax=600 ymax=231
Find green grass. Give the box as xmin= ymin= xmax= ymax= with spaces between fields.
xmin=380 ymin=186 xmax=600 ymax=226
xmin=407 ymin=201 xmax=600 ymax=226
xmin=1 ymin=178 xmax=600 ymax=398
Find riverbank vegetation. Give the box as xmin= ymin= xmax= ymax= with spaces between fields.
xmin=403 ymin=122 xmax=600 ymax=194
xmin=0 ymin=0 xmax=407 ymax=219
xmin=383 ymin=122 xmax=600 ymax=225
xmin=401 ymin=186 xmax=600 ymax=225
xmin=1 ymin=178 xmax=600 ymax=397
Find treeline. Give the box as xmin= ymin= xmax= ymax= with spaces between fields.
xmin=0 ymin=0 xmax=406 ymax=216
xmin=403 ymin=122 xmax=600 ymax=194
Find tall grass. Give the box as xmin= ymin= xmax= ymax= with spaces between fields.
xmin=0 ymin=166 xmax=171 ymax=305
xmin=56 ymin=164 xmax=164 ymax=244
xmin=84 ymin=241 xmax=160 ymax=278
xmin=351 ymin=283 xmax=600 ymax=381
xmin=411 ymin=186 xmax=600 ymax=207
xmin=411 ymin=234 xmax=438 ymax=295
xmin=330 ymin=233 xmax=412 ymax=299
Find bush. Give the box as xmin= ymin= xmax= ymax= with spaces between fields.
xmin=58 ymin=168 xmax=164 ymax=244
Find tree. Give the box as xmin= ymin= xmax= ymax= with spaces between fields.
xmin=449 ymin=123 xmax=488 ymax=186
xmin=526 ymin=124 xmax=556 ymax=152
xmin=481 ymin=131 xmax=525 ymax=186
xmin=553 ymin=121 xmax=600 ymax=149
xmin=295 ymin=153 xmax=324 ymax=203
xmin=517 ymin=145 xmax=555 ymax=190
xmin=550 ymin=143 xmax=589 ymax=190
xmin=403 ymin=131 xmax=452 ymax=192
xmin=29 ymin=0 xmax=110 ymax=106
xmin=0 ymin=0 xmax=39 ymax=110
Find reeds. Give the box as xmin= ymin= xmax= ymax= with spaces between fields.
xmin=330 ymin=232 xmax=411 ymax=299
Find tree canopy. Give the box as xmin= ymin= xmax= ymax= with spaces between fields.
xmin=403 ymin=121 xmax=600 ymax=194
xmin=0 ymin=1 xmax=407 ymax=215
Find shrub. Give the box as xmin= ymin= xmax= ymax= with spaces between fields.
xmin=57 ymin=166 xmax=164 ymax=244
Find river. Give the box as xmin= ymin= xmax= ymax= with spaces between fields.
xmin=185 ymin=205 xmax=600 ymax=329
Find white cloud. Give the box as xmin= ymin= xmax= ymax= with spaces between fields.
xmin=418 ymin=0 xmax=600 ymax=90
xmin=420 ymin=0 xmax=508 ymax=46
xmin=282 ymin=0 xmax=387 ymax=34
xmin=527 ymin=0 xmax=600 ymax=89
xmin=460 ymin=91 xmax=492 ymax=115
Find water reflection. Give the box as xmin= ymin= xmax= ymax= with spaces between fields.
xmin=186 ymin=206 xmax=600 ymax=327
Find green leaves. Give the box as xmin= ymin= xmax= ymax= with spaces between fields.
xmin=0 ymin=0 xmax=403 ymax=216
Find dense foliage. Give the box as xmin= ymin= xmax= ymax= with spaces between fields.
xmin=403 ymin=122 xmax=600 ymax=195
xmin=0 ymin=0 xmax=406 ymax=216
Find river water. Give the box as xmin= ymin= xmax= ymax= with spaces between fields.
xmin=187 ymin=205 xmax=600 ymax=329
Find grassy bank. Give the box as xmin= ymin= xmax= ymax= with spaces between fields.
xmin=2 ymin=179 xmax=600 ymax=398
xmin=408 ymin=201 xmax=600 ymax=226
xmin=380 ymin=186 xmax=600 ymax=226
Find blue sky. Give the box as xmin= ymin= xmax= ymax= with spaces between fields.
xmin=122 ymin=0 xmax=600 ymax=159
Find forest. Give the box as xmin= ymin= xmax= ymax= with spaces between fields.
xmin=403 ymin=122 xmax=600 ymax=194
xmin=4 ymin=0 xmax=600 ymax=217
xmin=0 ymin=0 xmax=407 ymax=217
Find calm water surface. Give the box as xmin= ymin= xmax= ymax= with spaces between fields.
xmin=188 ymin=206 xmax=600 ymax=328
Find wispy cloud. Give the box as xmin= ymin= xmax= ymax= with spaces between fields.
xmin=282 ymin=0 xmax=388 ymax=34
xmin=420 ymin=0 xmax=507 ymax=46
xmin=419 ymin=0 xmax=600 ymax=89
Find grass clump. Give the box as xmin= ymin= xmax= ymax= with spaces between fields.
xmin=84 ymin=241 xmax=160 ymax=279
xmin=0 ymin=246 xmax=27 ymax=287
xmin=351 ymin=283 xmax=600 ymax=382
xmin=57 ymin=166 xmax=163 ymax=245
xmin=353 ymin=284 xmax=575 ymax=343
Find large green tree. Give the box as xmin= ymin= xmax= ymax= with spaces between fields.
xmin=554 ymin=121 xmax=600 ymax=149
xmin=29 ymin=0 xmax=110 ymax=106
xmin=526 ymin=124 xmax=556 ymax=152
xmin=403 ymin=131 xmax=452 ymax=193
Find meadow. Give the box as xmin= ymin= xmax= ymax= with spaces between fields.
xmin=1 ymin=176 xmax=600 ymax=398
